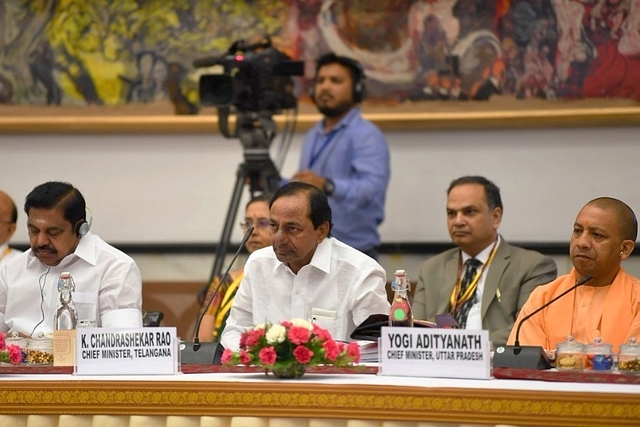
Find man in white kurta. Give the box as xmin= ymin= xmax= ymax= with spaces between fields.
xmin=221 ymin=182 xmax=389 ymax=351
xmin=0 ymin=182 xmax=142 ymax=336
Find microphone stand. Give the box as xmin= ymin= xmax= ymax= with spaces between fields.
xmin=192 ymin=226 xmax=254 ymax=352
xmin=494 ymin=274 xmax=593 ymax=370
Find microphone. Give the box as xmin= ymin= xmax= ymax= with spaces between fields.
xmin=183 ymin=226 xmax=254 ymax=363
xmin=494 ymin=274 xmax=593 ymax=370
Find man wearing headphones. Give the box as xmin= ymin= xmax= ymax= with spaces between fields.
xmin=291 ymin=52 xmax=390 ymax=260
xmin=0 ymin=181 xmax=142 ymax=336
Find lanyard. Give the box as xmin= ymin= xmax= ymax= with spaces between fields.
xmin=0 ymin=247 xmax=10 ymax=262
xmin=309 ymin=128 xmax=339 ymax=168
xmin=449 ymin=239 xmax=499 ymax=314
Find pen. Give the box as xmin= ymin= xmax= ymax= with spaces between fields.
xmin=496 ymin=288 xmax=502 ymax=302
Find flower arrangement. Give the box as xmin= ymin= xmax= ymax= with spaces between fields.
xmin=221 ymin=318 xmax=361 ymax=378
xmin=0 ymin=332 xmax=23 ymax=365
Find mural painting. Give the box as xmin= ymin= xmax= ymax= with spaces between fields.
xmin=0 ymin=0 xmax=638 ymax=115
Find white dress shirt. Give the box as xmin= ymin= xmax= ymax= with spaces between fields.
xmin=0 ymin=232 xmax=142 ymax=336
xmin=221 ymin=237 xmax=390 ymax=351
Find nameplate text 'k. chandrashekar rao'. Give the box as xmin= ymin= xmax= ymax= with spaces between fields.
xmin=75 ymin=327 xmax=178 ymax=375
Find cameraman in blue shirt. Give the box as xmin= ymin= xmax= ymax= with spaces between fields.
xmin=291 ymin=53 xmax=390 ymax=259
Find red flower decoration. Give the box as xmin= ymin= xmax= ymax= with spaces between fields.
xmin=8 ymin=345 xmax=22 ymax=365
xmin=221 ymin=318 xmax=361 ymax=373
xmin=347 ymin=342 xmax=361 ymax=364
xmin=221 ymin=348 xmax=234 ymax=364
xmin=323 ymin=339 xmax=340 ymax=361
xmin=288 ymin=326 xmax=311 ymax=345
xmin=293 ymin=345 xmax=313 ymax=364
xmin=239 ymin=350 xmax=252 ymax=365
xmin=259 ymin=346 xmax=277 ymax=365
xmin=244 ymin=328 xmax=265 ymax=347
xmin=239 ymin=331 xmax=247 ymax=348
xmin=312 ymin=324 xmax=331 ymax=341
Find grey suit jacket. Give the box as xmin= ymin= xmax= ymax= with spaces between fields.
xmin=413 ymin=239 xmax=557 ymax=345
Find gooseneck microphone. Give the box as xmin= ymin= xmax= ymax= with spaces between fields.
xmin=192 ymin=226 xmax=254 ymax=352
xmin=513 ymin=274 xmax=593 ymax=350
xmin=494 ymin=274 xmax=593 ymax=370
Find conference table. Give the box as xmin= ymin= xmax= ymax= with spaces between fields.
xmin=0 ymin=365 xmax=639 ymax=426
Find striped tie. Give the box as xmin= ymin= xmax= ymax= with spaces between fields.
xmin=455 ymin=258 xmax=482 ymax=328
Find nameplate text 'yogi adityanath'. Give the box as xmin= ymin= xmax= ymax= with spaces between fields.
xmin=379 ymin=327 xmax=490 ymax=379
xmin=75 ymin=327 xmax=178 ymax=375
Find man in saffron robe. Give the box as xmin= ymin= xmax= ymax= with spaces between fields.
xmin=508 ymin=197 xmax=640 ymax=352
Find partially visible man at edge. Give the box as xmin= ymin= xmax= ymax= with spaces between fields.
xmin=0 ymin=191 xmax=21 ymax=267
xmin=220 ymin=182 xmax=390 ymax=351
xmin=509 ymin=197 xmax=640 ymax=352
xmin=0 ymin=181 xmax=142 ymax=336
xmin=413 ymin=176 xmax=558 ymax=345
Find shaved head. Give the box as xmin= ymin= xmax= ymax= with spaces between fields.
xmin=586 ymin=197 xmax=637 ymax=242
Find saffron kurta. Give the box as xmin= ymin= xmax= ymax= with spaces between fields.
xmin=508 ymin=268 xmax=640 ymax=352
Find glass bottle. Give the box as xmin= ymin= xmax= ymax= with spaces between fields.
xmin=388 ymin=269 xmax=413 ymax=327
xmin=54 ymin=271 xmax=78 ymax=330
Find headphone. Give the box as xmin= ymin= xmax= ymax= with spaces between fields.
xmin=75 ymin=208 xmax=93 ymax=237
xmin=310 ymin=53 xmax=366 ymax=104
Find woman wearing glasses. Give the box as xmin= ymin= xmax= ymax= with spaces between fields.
xmin=198 ymin=194 xmax=272 ymax=342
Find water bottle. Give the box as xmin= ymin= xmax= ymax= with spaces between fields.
xmin=54 ymin=272 xmax=78 ymax=330
xmin=388 ymin=269 xmax=413 ymax=327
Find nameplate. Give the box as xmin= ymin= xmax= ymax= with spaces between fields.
xmin=75 ymin=327 xmax=178 ymax=375
xmin=379 ymin=327 xmax=490 ymax=379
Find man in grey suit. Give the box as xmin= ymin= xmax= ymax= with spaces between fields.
xmin=413 ymin=176 xmax=557 ymax=345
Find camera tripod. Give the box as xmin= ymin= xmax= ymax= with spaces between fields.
xmin=207 ymin=113 xmax=282 ymax=286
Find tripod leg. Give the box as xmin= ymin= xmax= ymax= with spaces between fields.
xmin=208 ymin=163 xmax=246 ymax=285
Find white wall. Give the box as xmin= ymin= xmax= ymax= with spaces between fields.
xmin=1 ymin=126 xmax=638 ymax=246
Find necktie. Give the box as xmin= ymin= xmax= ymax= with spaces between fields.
xmin=455 ymin=258 xmax=482 ymax=328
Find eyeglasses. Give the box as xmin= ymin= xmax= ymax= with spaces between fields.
xmin=239 ymin=219 xmax=270 ymax=231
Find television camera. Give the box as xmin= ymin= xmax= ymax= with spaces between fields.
xmin=194 ymin=37 xmax=303 ymax=137
xmin=193 ymin=37 xmax=303 ymax=286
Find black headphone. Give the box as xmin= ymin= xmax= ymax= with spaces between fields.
xmin=310 ymin=53 xmax=366 ymax=103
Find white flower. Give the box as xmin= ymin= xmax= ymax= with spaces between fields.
xmin=290 ymin=318 xmax=312 ymax=330
xmin=266 ymin=324 xmax=287 ymax=344
xmin=254 ymin=323 xmax=266 ymax=330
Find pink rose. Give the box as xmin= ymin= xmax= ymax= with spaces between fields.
xmin=288 ymin=326 xmax=311 ymax=345
xmin=0 ymin=333 xmax=5 ymax=351
xmin=7 ymin=345 xmax=21 ymax=365
xmin=312 ymin=324 xmax=331 ymax=341
xmin=239 ymin=350 xmax=252 ymax=365
xmin=281 ymin=320 xmax=293 ymax=328
xmin=347 ymin=342 xmax=361 ymax=363
xmin=322 ymin=339 xmax=340 ymax=361
xmin=245 ymin=328 xmax=265 ymax=347
xmin=221 ymin=348 xmax=234 ymax=364
xmin=259 ymin=346 xmax=277 ymax=365
xmin=239 ymin=331 xmax=248 ymax=348
xmin=293 ymin=345 xmax=313 ymax=364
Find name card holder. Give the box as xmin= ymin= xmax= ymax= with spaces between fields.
xmin=379 ymin=326 xmax=490 ymax=379
xmin=75 ymin=327 xmax=178 ymax=375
